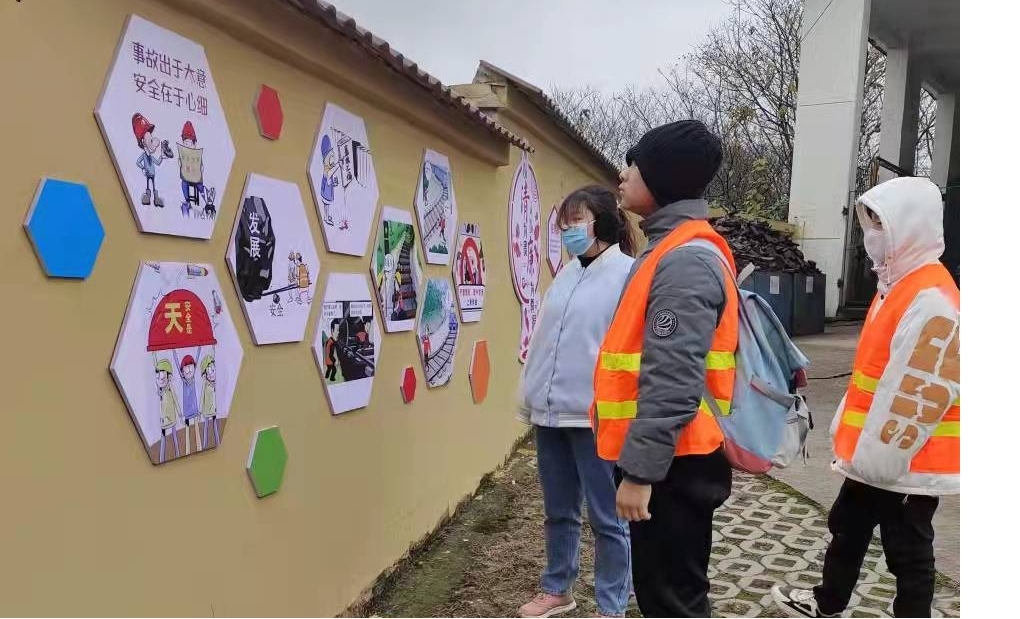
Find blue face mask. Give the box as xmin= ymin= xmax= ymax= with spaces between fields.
xmin=562 ymin=224 xmax=595 ymax=256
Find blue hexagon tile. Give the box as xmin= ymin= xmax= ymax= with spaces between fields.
xmin=24 ymin=178 xmax=105 ymax=279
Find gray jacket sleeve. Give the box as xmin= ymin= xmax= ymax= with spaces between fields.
xmin=617 ymin=247 xmax=727 ymax=484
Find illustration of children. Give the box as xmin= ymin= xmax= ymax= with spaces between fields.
xmin=324 ymin=318 xmax=341 ymax=382
xmin=320 ymin=134 xmax=340 ymax=226
xmin=199 ymin=355 xmax=219 ymax=449
xmin=155 ymin=358 xmax=181 ymax=463
xmin=269 ymin=293 xmax=284 ymax=317
xmin=173 ymin=349 xmax=202 ymax=455
xmin=295 ymin=253 xmax=312 ymax=304
xmin=287 ymin=252 xmax=298 ymax=303
xmin=132 ymin=113 xmax=171 ymax=208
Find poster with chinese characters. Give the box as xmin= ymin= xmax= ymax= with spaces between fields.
xmin=414 ymin=149 xmax=458 ymax=265
xmin=110 ymin=262 xmax=243 ymax=465
xmin=547 ymin=206 xmax=563 ymax=276
xmin=226 ymin=173 xmax=320 ymax=345
xmin=451 ymin=223 xmax=486 ymax=323
xmin=417 ymin=278 xmax=459 ymax=388
xmin=507 ymin=153 xmax=542 ymax=363
xmin=371 ymin=206 xmax=424 ymax=333
xmin=307 ymin=103 xmax=379 ymax=256
xmin=312 ymin=273 xmax=381 ymax=415
xmin=95 ymin=14 xmax=235 ymax=239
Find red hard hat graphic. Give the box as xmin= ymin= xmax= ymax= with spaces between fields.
xmin=132 ymin=113 xmax=155 ymax=143
xmin=147 ymin=289 xmax=217 ymax=352
xmin=182 ymin=121 xmax=197 ymax=143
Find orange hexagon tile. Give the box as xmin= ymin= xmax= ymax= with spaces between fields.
xmin=469 ymin=340 xmax=490 ymax=404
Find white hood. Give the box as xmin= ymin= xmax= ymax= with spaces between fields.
xmin=856 ymin=176 xmax=945 ymax=294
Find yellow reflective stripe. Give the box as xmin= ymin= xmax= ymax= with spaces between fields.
xmin=953 ymin=397 xmax=960 ymax=407
xmin=596 ymin=400 xmax=637 ymax=420
xmin=699 ymin=398 xmax=732 ymax=416
xmin=598 ymin=399 xmax=730 ymax=419
xmin=600 ymin=352 xmax=641 ymax=372
xmin=841 ymin=410 xmax=959 ymax=436
xmin=705 ymin=351 xmax=736 ymax=371
xmin=852 ymin=370 xmax=879 ymax=393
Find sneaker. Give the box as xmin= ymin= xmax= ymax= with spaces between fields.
xmin=519 ymin=592 xmax=577 ymax=618
xmin=770 ymin=585 xmax=839 ymax=618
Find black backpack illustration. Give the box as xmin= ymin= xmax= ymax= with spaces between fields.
xmin=234 ymin=195 xmax=277 ymax=302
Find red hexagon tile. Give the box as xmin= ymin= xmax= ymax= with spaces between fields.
xmin=254 ymin=84 xmax=283 ymax=140
xmin=400 ymin=366 xmax=417 ymax=404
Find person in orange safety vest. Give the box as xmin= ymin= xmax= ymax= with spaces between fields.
xmin=772 ymin=176 xmax=960 ymax=619
xmin=595 ymin=120 xmax=736 ymax=618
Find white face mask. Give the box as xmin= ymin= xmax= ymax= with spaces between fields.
xmin=863 ymin=227 xmax=888 ymax=270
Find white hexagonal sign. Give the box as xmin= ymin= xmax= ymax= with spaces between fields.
xmin=371 ymin=206 xmax=424 ymax=333
xmin=312 ymin=273 xmax=381 ymax=415
xmin=451 ymin=222 xmax=486 ymax=323
xmin=226 ymin=173 xmax=320 ymax=345
xmin=414 ymin=149 xmax=459 ymax=265
xmin=110 ymin=261 xmax=244 ymax=465
xmin=417 ymin=278 xmax=460 ymax=388
xmin=95 ymin=14 xmax=235 ymax=239
xmin=307 ymin=102 xmax=380 ymax=256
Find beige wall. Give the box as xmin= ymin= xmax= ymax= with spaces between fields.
xmin=0 ymin=0 xmax=609 ymax=615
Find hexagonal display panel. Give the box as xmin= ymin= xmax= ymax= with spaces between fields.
xmin=247 ymin=426 xmax=287 ymax=498
xmin=469 ymin=340 xmax=491 ymax=404
xmin=226 ymin=173 xmax=320 ymax=345
xmin=24 ymin=178 xmax=105 ymax=279
xmin=95 ymin=14 xmax=235 ymax=239
xmin=307 ymin=102 xmax=379 ymax=256
xmin=414 ymin=149 xmax=458 ymax=265
xmin=312 ymin=273 xmax=381 ymax=415
xmin=372 ymin=206 xmax=424 ymax=333
xmin=451 ymin=222 xmax=486 ymax=323
xmin=417 ymin=278 xmax=459 ymax=388
xmin=254 ymin=84 xmax=283 ymax=140
xmin=111 ymin=261 xmax=244 ymax=465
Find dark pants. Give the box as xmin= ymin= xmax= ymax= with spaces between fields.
xmin=325 ymin=364 xmax=337 ymax=381
xmin=615 ymin=449 xmax=732 ymax=618
xmin=815 ymin=478 xmax=939 ymax=618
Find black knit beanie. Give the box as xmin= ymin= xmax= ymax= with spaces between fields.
xmin=625 ymin=120 xmax=723 ymax=206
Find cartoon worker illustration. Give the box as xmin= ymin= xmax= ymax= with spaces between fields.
xmin=133 ymin=113 xmax=172 ymax=208
xmin=324 ymin=318 xmax=341 ymax=382
xmin=155 ymin=358 xmax=181 ymax=464
xmin=422 ymin=333 xmax=432 ymax=362
xmin=320 ymin=134 xmax=340 ymax=227
xmin=295 ymin=252 xmax=312 ymax=305
xmin=381 ymin=253 xmax=397 ymax=320
xmin=198 ymin=355 xmax=218 ymax=449
xmin=287 ymin=251 xmax=298 ymax=303
xmin=173 ymin=349 xmax=203 ymax=455
xmin=177 ymin=121 xmax=216 ymax=219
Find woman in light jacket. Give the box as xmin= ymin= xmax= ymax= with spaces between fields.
xmin=517 ymin=186 xmax=637 ymax=619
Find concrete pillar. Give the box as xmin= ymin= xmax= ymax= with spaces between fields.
xmin=878 ymin=47 xmax=921 ymax=182
xmin=787 ymin=0 xmax=871 ymax=317
xmin=930 ymin=92 xmax=959 ymax=190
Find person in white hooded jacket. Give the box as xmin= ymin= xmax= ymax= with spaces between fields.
xmin=772 ymin=176 xmax=960 ymax=619
xmin=516 ymin=185 xmax=636 ymax=618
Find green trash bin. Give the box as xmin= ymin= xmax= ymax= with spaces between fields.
xmin=739 ymin=270 xmax=794 ymax=337
xmin=792 ymin=273 xmax=826 ymax=336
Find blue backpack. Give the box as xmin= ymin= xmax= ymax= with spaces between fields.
xmin=686 ymin=239 xmax=812 ymax=474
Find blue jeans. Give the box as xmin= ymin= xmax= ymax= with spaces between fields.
xmin=536 ymin=426 xmax=631 ymax=616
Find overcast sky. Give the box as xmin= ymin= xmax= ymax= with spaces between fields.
xmin=325 ymin=0 xmax=733 ymax=91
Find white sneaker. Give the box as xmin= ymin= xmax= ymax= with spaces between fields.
xmin=771 ymin=585 xmax=840 ymax=618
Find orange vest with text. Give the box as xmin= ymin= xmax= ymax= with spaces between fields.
xmin=833 ymin=263 xmax=960 ymax=474
xmin=591 ymin=220 xmax=739 ymax=461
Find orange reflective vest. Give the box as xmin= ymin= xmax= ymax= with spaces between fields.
xmin=833 ymin=263 xmax=960 ymax=475
xmin=591 ymin=220 xmax=739 ymax=461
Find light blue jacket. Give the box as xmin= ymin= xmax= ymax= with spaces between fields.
xmin=517 ymin=244 xmax=634 ymax=428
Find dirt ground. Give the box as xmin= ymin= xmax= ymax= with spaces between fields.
xmin=365 ymin=438 xmax=959 ymax=618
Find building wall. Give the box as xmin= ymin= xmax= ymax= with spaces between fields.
xmin=0 ymin=0 xmax=606 ymax=615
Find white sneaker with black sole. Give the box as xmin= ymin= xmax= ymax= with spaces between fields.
xmin=771 ymin=585 xmax=840 ymax=618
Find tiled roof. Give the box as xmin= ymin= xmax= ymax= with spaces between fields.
xmin=476 ymin=61 xmax=620 ymax=181
xmin=282 ymin=0 xmax=533 ymax=152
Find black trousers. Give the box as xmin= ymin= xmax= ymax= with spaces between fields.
xmin=815 ymin=478 xmax=939 ymax=618
xmin=615 ymin=449 xmax=732 ymax=618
